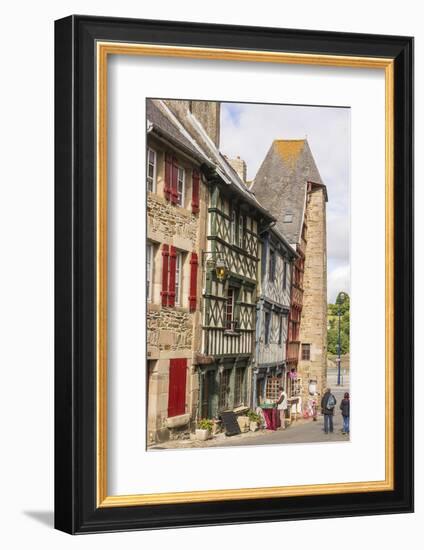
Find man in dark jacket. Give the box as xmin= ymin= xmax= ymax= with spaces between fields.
xmin=321 ymin=388 xmax=337 ymax=434
xmin=340 ymin=392 xmax=350 ymax=434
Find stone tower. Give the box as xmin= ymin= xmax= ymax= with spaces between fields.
xmin=299 ymin=182 xmax=328 ymax=400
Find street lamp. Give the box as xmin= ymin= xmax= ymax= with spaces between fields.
xmin=336 ymin=291 xmax=347 ymax=386
xmin=202 ymin=251 xmax=228 ymax=282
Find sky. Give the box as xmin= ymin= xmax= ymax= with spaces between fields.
xmin=220 ymin=102 xmax=350 ymax=304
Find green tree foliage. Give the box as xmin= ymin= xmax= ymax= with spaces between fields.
xmin=327 ymin=292 xmax=350 ymax=355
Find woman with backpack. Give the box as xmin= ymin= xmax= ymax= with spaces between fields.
xmin=340 ymin=392 xmax=350 ymax=435
xmin=321 ymin=387 xmax=337 ymax=434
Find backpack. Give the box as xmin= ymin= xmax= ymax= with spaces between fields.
xmin=327 ymin=394 xmax=336 ymax=409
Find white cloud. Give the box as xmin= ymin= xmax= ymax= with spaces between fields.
xmin=220 ymin=102 xmax=351 ymax=303
xmin=328 ymin=263 xmax=351 ymax=303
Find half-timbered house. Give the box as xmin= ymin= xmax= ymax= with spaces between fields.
xmin=200 ymin=170 xmax=274 ymax=418
xmin=253 ymin=225 xmax=297 ymax=407
xmin=252 ymin=139 xmax=328 ymax=405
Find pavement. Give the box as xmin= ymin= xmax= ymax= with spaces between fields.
xmin=149 ymin=367 xmax=350 ymax=451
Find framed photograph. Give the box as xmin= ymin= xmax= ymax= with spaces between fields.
xmin=55 ymin=15 xmax=413 ymax=534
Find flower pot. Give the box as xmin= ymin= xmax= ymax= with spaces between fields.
xmin=250 ymin=421 xmax=259 ymax=432
xmin=195 ymin=428 xmax=210 ymax=441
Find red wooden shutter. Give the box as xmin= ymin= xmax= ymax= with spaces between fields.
xmin=171 ymin=156 xmax=179 ymax=204
xmin=189 ymin=252 xmax=198 ymax=312
xmin=168 ymin=246 xmax=177 ymax=307
xmin=164 ymin=153 xmax=172 ymax=201
xmin=160 ymin=244 xmax=169 ymax=306
xmin=168 ymin=358 xmax=187 ymax=417
xmin=192 ymin=169 xmax=200 ymax=214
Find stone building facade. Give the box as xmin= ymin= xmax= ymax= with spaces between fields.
xmin=146 ymin=99 xmax=209 ymax=444
xmin=252 ymin=139 xmax=328 ymax=405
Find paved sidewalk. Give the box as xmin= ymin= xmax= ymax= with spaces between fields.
xmin=149 ymin=368 xmax=350 ymax=451
xmin=149 ymin=413 xmax=349 ymax=451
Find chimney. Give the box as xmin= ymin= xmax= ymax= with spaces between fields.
xmin=189 ymin=101 xmax=221 ymax=148
xmin=163 ymin=99 xmax=191 ymax=120
xmin=226 ymin=156 xmax=247 ymax=183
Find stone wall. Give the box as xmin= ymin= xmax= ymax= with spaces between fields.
xmin=147 ymin=306 xmax=193 ymax=353
xmin=146 ymin=134 xmax=208 ymax=445
xmin=298 ymin=188 xmax=328 ymax=401
xmin=147 ymin=194 xmax=198 ymax=246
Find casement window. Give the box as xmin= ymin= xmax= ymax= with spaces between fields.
xmin=238 ymin=214 xmax=244 ymax=248
xmin=146 ymin=243 xmax=154 ymax=302
xmin=230 ymin=209 xmax=236 ymax=245
xmin=174 ymin=252 xmax=182 ymax=305
xmin=234 ymin=368 xmax=246 ymax=407
xmin=264 ymin=311 xmax=271 ymax=345
xmin=165 ymin=154 xmax=185 ymax=206
xmin=301 ymin=343 xmax=311 ymax=361
xmin=283 ymin=260 xmax=288 ymax=290
xmin=278 ymin=315 xmax=283 ymax=345
xmin=161 ymin=245 xmax=184 ymax=308
xmin=265 ymin=376 xmax=280 ymax=401
xmin=225 ymin=286 xmax=237 ymax=330
xmin=218 ymin=368 xmax=231 ymax=410
xmin=269 ymin=248 xmax=276 ymax=282
xmin=147 ymin=148 xmax=157 ymax=192
xmin=177 ymin=166 xmax=185 ymax=206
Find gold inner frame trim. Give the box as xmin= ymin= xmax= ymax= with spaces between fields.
xmin=96 ymin=42 xmax=395 ymax=508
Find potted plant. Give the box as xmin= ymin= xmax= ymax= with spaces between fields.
xmin=196 ymin=418 xmax=213 ymax=441
xmin=247 ymin=410 xmax=261 ymax=432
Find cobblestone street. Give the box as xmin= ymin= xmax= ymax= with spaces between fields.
xmin=150 ymin=368 xmax=350 ymax=451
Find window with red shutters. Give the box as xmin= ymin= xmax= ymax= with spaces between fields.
xmin=189 ymin=252 xmax=198 ymax=312
xmin=164 ymin=153 xmax=172 ymax=201
xmin=192 ymin=169 xmax=200 ymax=214
xmin=167 ymin=358 xmax=187 ymax=418
xmin=171 ymin=156 xmax=179 ymax=204
xmin=160 ymin=244 xmax=169 ymax=306
xmin=168 ymin=246 xmax=177 ymax=307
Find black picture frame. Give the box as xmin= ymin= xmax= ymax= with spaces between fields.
xmin=55 ymin=15 xmax=414 ymax=534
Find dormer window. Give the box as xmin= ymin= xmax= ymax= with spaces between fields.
xmin=283 ymin=212 xmax=293 ymax=223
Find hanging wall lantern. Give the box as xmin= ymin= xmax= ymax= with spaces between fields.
xmin=215 ymin=257 xmax=228 ymax=282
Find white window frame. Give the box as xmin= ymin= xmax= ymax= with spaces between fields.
xmin=174 ymin=251 xmax=182 ymax=305
xmin=177 ymin=166 xmax=185 ymax=207
xmin=147 ymin=147 xmax=157 ymax=193
xmin=146 ymin=242 xmax=154 ymax=302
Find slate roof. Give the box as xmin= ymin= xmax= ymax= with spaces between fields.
xmin=251 ymin=139 xmax=327 ymax=245
xmin=147 ymin=99 xmax=274 ymax=221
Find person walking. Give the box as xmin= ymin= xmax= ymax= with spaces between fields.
xmin=321 ymin=387 xmax=337 ymax=434
xmin=276 ymin=386 xmax=288 ymax=430
xmin=340 ymin=392 xmax=350 ymax=435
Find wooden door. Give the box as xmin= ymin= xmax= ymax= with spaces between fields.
xmin=167 ymin=358 xmax=187 ymax=418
